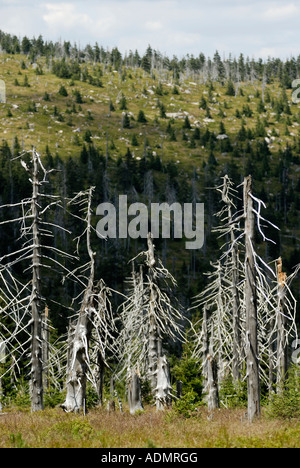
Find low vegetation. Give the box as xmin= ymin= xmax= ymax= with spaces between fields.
xmin=0 ymin=406 xmax=299 ymax=448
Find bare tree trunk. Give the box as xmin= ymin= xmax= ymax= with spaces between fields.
xmin=96 ymin=350 xmax=105 ymax=406
xmin=42 ymin=306 xmax=50 ymax=394
xmin=202 ymin=305 xmax=209 ymax=391
xmin=244 ymin=175 xmax=260 ymax=423
xmin=232 ymin=242 xmax=241 ymax=382
xmin=207 ymin=354 xmax=219 ymax=411
xmin=147 ymin=234 xmax=159 ymax=393
xmin=216 ymin=264 xmax=225 ymax=381
xmin=176 ymin=380 xmax=183 ymax=399
xmin=148 ymin=301 xmax=159 ymax=392
xmin=62 ymin=303 xmax=93 ymax=413
xmin=276 ymin=257 xmax=288 ymax=392
xmin=221 ymin=175 xmax=241 ymax=381
xmin=31 ymin=150 xmax=43 ymax=412
xmin=0 ymin=344 xmax=5 ymax=413
xmin=128 ymin=369 xmax=143 ymax=414
xmin=0 ymin=375 xmax=2 ymax=413
xmin=268 ymin=314 xmax=276 ymax=395
xmin=62 ymin=188 xmax=96 ymax=413
xmin=107 ymin=377 xmax=115 ymax=412
xmin=155 ymin=355 xmax=172 ymax=411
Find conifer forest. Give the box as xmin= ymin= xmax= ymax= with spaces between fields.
xmin=0 ymin=30 xmax=299 ymax=448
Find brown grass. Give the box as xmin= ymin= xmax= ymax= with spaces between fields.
xmin=0 ymin=406 xmax=299 ymax=448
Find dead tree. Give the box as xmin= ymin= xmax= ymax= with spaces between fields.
xmin=191 ymin=259 xmax=240 ymax=387
xmin=191 ymin=176 xmax=244 ymax=388
xmin=128 ymin=368 xmax=143 ymax=415
xmin=207 ymin=353 xmax=220 ymax=411
xmin=30 ymin=149 xmax=43 ymax=411
xmin=117 ymin=233 xmax=185 ymax=409
xmin=0 ymin=148 xmax=74 ymax=412
xmin=274 ymin=258 xmax=299 ymax=392
xmin=91 ymin=279 xmax=117 ymax=406
xmin=155 ymin=355 xmax=173 ymax=411
xmin=191 ymin=175 xmax=298 ymax=417
xmin=244 ymin=175 xmax=260 ymax=422
xmin=242 ymin=179 xmax=297 ymax=412
xmin=0 ymin=341 xmax=5 ymax=412
xmin=201 ymin=305 xmax=209 ymax=392
xmin=42 ymin=306 xmax=50 ymax=394
xmin=219 ymin=176 xmax=242 ymax=381
xmin=61 ymin=188 xmax=117 ymax=413
xmin=276 ymin=257 xmax=288 ymax=391
xmin=61 ymin=188 xmax=96 ymax=413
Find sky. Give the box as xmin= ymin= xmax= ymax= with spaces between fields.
xmin=0 ymin=0 xmax=299 ymax=59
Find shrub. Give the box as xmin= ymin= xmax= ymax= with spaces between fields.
xmin=225 ymin=80 xmax=235 ymax=96
xmin=73 ymin=89 xmax=83 ymax=104
xmin=219 ymin=375 xmax=247 ymax=409
xmin=171 ymin=345 xmax=203 ymax=400
xmin=173 ymin=391 xmax=201 ymax=418
xmin=58 ymin=85 xmax=68 ymax=96
xmin=119 ymin=94 xmax=127 ymax=110
xmin=43 ymin=91 xmax=51 ymax=101
xmin=137 ymin=110 xmax=147 ymax=123
xmin=13 ymin=381 xmax=31 ymax=408
xmin=44 ymin=390 xmax=65 ymax=408
xmin=267 ymin=367 xmax=300 ymax=419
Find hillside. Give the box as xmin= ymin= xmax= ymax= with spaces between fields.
xmin=0 ymin=50 xmax=300 ymax=269
xmin=1 ymin=51 xmax=300 ymax=170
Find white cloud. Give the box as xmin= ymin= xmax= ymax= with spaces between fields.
xmin=262 ymin=2 xmax=299 ymax=20
xmin=0 ymin=0 xmax=299 ymax=58
xmin=256 ymin=45 xmax=300 ymax=59
xmin=145 ymin=21 xmax=163 ymax=32
xmin=42 ymin=3 xmax=91 ymax=29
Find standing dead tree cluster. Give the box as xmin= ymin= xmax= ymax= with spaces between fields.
xmin=116 ymin=233 xmax=185 ymax=412
xmin=61 ymin=188 xmax=117 ymax=413
xmin=0 ymin=148 xmax=76 ymax=411
xmin=1 ymin=152 xmax=298 ymax=420
xmin=0 ymin=157 xmax=116 ymax=414
xmin=191 ymin=176 xmax=244 ymax=408
xmin=191 ymin=175 xmax=298 ymax=422
xmin=0 ymin=160 xmax=185 ymax=414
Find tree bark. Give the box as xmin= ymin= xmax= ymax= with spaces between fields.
xmin=42 ymin=306 xmax=50 ymax=394
xmin=207 ymin=354 xmax=219 ymax=411
xmin=221 ymin=175 xmax=241 ymax=381
xmin=62 ymin=305 xmax=93 ymax=413
xmin=244 ymin=175 xmax=260 ymax=422
xmin=155 ymin=355 xmax=172 ymax=411
xmin=128 ymin=369 xmax=143 ymax=415
xmin=232 ymin=242 xmax=241 ymax=382
xmin=31 ymin=149 xmax=43 ymax=412
xmin=96 ymin=350 xmax=105 ymax=406
xmin=0 ymin=343 xmax=5 ymax=413
xmin=61 ymin=188 xmax=95 ymax=413
xmin=202 ymin=305 xmax=209 ymax=392
xmin=176 ymin=380 xmax=183 ymax=399
xmin=276 ymin=257 xmax=288 ymax=392
xmin=268 ymin=314 xmax=276 ymax=395
xmin=147 ymin=234 xmax=159 ymax=393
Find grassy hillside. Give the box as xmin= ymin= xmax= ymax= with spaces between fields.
xmin=0 ymin=52 xmax=299 ymax=168
xmin=1 ymin=52 xmax=300 ymax=274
